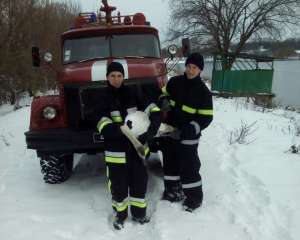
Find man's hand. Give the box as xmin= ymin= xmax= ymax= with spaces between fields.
xmin=138 ymin=132 xmax=151 ymax=145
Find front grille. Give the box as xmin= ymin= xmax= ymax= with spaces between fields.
xmin=64 ymin=82 xmax=107 ymax=129
xmin=64 ymin=78 xmax=161 ymax=130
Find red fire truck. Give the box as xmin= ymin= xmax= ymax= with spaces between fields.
xmin=25 ymin=0 xmax=185 ymax=184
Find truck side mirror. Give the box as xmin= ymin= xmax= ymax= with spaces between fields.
xmin=168 ymin=44 xmax=178 ymax=58
xmin=182 ymin=38 xmax=191 ymax=57
xmin=32 ymin=47 xmax=41 ymax=67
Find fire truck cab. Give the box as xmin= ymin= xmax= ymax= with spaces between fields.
xmin=25 ymin=1 xmax=174 ymax=184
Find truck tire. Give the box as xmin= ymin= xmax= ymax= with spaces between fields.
xmin=40 ymin=154 xmax=74 ymax=184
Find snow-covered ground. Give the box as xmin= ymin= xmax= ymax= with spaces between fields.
xmin=1 ymin=97 xmax=300 ymax=240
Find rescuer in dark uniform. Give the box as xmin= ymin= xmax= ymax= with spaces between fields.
xmin=158 ymin=52 xmax=213 ymax=212
xmin=97 ymin=62 xmax=161 ymax=229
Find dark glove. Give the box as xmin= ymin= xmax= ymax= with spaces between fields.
xmin=148 ymin=137 xmax=160 ymax=153
xmin=158 ymin=97 xmax=171 ymax=111
xmin=102 ymin=123 xmax=123 ymax=140
xmin=138 ymin=110 xmax=162 ymax=144
xmin=138 ymin=132 xmax=152 ymax=145
xmin=144 ymin=145 xmax=151 ymax=160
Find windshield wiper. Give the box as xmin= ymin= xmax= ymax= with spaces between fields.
xmin=114 ymin=56 xmax=160 ymax=59
xmin=141 ymin=56 xmax=160 ymax=59
xmin=79 ymin=57 xmax=107 ymax=63
xmin=114 ymin=56 xmax=145 ymax=59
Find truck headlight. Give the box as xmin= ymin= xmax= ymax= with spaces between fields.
xmin=42 ymin=106 xmax=57 ymax=120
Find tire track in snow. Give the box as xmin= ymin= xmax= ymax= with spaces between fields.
xmin=211 ymin=122 xmax=294 ymax=240
xmin=0 ymin=183 xmax=6 ymax=194
xmin=1 ymin=134 xmax=10 ymax=146
xmin=145 ymin=168 xmax=164 ymax=240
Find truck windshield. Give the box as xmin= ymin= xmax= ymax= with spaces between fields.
xmin=63 ymin=34 xmax=160 ymax=64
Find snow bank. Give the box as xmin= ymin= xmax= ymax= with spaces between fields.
xmin=0 ymin=97 xmax=300 ymax=240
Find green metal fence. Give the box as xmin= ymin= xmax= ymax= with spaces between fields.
xmin=211 ymin=53 xmax=274 ymax=95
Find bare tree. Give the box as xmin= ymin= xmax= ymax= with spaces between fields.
xmin=0 ymin=0 xmax=37 ymax=104
xmin=0 ymin=0 xmax=80 ymax=105
xmin=169 ymin=0 xmax=300 ymax=68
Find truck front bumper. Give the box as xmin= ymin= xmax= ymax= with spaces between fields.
xmin=25 ymin=129 xmax=104 ymax=155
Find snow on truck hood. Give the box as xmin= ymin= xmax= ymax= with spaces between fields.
xmin=61 ymin=58 xmax=166 ymax=83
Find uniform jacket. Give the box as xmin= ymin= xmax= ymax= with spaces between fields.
xmin=97 ymin=82 xmax=161 ymax=150
xmin=162 ymin=73 xmax=213 ymax=139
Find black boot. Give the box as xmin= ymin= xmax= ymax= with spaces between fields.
xmin=113 ymin=216 xmax=125 ymax=230
xmin=182 ymin=198 xmax=202 ymax=212
xmin=112 ymin=211 xmax=127 ymax=230
xmin=132 ymin=215 xmax=150 ymax=224
xmin=162 ymin=189 xmax=184 ymax=202
xmin=162 ymin=183 xmax=185 ymax=202
xmin=182 ymin=186 xmax=203 ymax=212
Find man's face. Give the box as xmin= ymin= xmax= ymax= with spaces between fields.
xmin=107 ymin=71 xmax=124 ymax=88
xmin=185 ymin=63 xmax=201 ymax=79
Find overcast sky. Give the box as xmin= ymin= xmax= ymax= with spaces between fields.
xmin=72 ymin=0 xmax=171 ymax=42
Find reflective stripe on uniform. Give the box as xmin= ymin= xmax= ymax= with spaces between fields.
xmin=106 ymin=167 xmax=111 ymax=193
xmin=182 ymin=180 xmax=202 ymax=189
xmin=151 ymin=106 xmax=160 ymax=112
xmin=190 ymin=121 xmax=201 ymax=135
xmin=105 ymin=151 xmax=126 ymax=164
xmin=129 ymin=197 xmax=147 ymax=208
xmin=144 ymin=146 xmax=150 ymax=156
xmin=145 ymin=103 xmax=160 ymax=115
xmin=198 ymin=109 xmax=213 ymax=116
xmin=105 ymin=157 xmax=126 ymax=163
xmin=127 ymin=107 xmax=137 ymax=114
xmin=182 ymin=105 xmax=197 ymax=114
xmin=108 ymin=180 xmax=112 ymax=192
xmin=111 ymin=111 xmax=121 ymax=117
xmin=180 ymin=139 xmax=199 ymax=145
xmin=112 ymin=198 xmax=128 ymax=212
xmin=167 ymin=99 xmax=213 ymax=116
xmin=112 ymin=116 xmax=123 ymax=123
xmin=105 ymin=151 xmax=125 ymax=157
xmin=110 ymin=111 xmax=123 ymax=123
xmin=97 ymin=117 xmax=113 ymax=133
xmin=97 ymin=121 xmax=111 ymax=132
xmin=161 ymin=86 xmax=169 ymax=96
xmin=170 ymin=99 xmax=175 ymax=107
xmin=164 ymin=175 xmax=181 ymax=181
